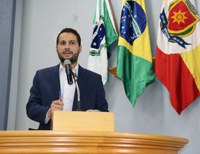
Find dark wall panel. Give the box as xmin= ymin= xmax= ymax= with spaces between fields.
xmin=0 ymin=0 xmax=16 ymax=130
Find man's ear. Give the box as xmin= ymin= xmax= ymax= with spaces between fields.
xmin=79 ymin=46 xmax=82 ymax=53
xmin=56 ymin=46 xmax=58 ymax=52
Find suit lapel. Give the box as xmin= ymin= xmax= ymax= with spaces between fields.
xmin=77 ymin=65 xmax=87 ymax=95
xmin=72 ymin=65 xmax=86 ymax=110
xmin=51 ymin=64 xmax=60 ymax=99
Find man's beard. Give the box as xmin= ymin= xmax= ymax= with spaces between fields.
xmin=58 ymin=51 xmax=79 ymax=64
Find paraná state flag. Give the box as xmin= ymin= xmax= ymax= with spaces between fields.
xmin=87 ymin=0 xmax=118 ymax=85
xmin=155 ymin=0 xmax=200 ymax=114
xmin=116 ymin=0 xmax=155 ymax=107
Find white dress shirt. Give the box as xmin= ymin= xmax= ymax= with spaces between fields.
xmin=45 ymin=63 xmax=79 ymax=124
xmin=59 ymin=63 xmax=79 ymax=110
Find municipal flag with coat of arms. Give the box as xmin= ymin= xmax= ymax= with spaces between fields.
xmin=87 ymin=0 xmax=118 ymax=85
xmin=155 ymin=0 xmax=200 ymax=114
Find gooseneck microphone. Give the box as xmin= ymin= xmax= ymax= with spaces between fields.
xmin=63 ymin=60 xmax=81 ymax=110
xmin=72 ymin=72 xmax=81 ymax=111
xmin=64 ymin=59 xmax=73 ymax=85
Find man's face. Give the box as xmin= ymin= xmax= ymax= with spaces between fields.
xmin=56 ymin=32 xmax=82 ymax=64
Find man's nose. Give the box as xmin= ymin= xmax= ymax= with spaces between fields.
xmin=64 ymin=42 xmax=70 ymax=48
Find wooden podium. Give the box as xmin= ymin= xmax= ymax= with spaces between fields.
xmin=52 ymin=111 xmax=114 ymax=131
xmin=0 ymin=111 xmax=188 ymax=153
xmin=0 ymin=131 xmax=188 ymax=153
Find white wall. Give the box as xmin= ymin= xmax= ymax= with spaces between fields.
xmin=8 ymin=0 xmax=200 ymax=153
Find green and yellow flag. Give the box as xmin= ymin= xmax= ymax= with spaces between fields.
xmin=116 ymin=0 xmax=155 ymax=107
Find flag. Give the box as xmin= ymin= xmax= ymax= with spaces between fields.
xmin=87 ymin=0 xmax=118 ymax=85
xmin=116 ymin=0 xmax=155 ymax=107
xmin=155 ymin=0 xmax=200 ymax=114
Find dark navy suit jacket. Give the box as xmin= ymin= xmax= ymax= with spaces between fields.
xmin=26 ymin=64 xmax=108 ymax=130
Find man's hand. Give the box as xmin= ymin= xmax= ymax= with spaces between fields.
xmin=47 ymin=99 xmax=64 ymax=119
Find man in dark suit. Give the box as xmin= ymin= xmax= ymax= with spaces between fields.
xmin=26 ymin=28 xmax=108 ymax=130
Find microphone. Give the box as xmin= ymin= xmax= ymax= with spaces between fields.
xmin=64 ymin=59 xmax=73 ymax=85
xmin=72 ymin=71 xmax=81 ymax=111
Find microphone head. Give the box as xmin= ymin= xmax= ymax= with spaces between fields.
xmin=64 ymin=59 xmax=71 ymax=65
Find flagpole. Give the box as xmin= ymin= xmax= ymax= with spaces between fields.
xmin=106 ymin=0 xmax=119 ymax=74
xmin=107 ymin=0 xmax=119 ymax=35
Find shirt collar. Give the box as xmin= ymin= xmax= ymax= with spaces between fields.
xmin=59 ymin=63 xmax=79 ymax=75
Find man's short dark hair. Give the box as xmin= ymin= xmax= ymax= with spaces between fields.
xmin=56 ymin=28 xmax=81 ymax=46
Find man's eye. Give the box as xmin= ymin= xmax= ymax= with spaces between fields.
xmin=59 ymin=41 xmax=65 ymax=45
xmin=69 ymin=41 xmax=77 ymax=45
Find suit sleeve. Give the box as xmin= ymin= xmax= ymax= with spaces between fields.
xmin=26 ymin=71 xmax=49 ymax=124
xmin=95 ymin=75 xmax=109 ymax=112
